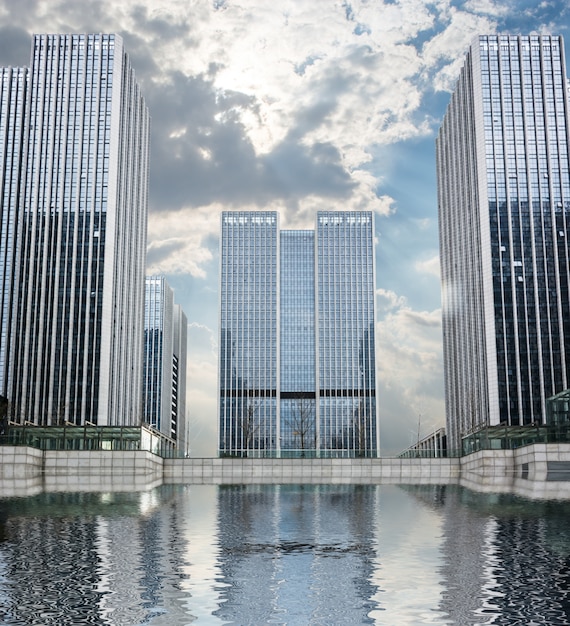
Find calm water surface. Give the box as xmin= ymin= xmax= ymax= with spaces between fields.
xmin=0 ymin=483 xmax=569 ymax=625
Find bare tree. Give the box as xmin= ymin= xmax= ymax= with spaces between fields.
xmin=350 ymin=400 xmax=367 ymax=457
xmin=286 ymin=395 xmax=315 ymax=457
xmin=238 ymin=400 xmax=259 ymax=457
xmin=0 ymin=395 xmax=8 ymax=437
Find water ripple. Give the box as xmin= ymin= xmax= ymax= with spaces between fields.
xmin=0 ymin=484 xmax=569 ymax=624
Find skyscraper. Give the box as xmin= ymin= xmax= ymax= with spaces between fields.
xmin=0 ymin=34 xmax=150 ymax=426
xmin=437 ymin=35 xmax=570 ymax=452
xmin=218 ymin=211 xmax=378 ymax=458
xmin=0 ymin=67 xmax=26 ymax=398
xmin=172 ymin=303 xmax=188 ymax=450
xmin=143 ymin=276 xmax=188 ymax=451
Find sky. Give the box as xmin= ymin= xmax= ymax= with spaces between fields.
xmin=0 ymin=0 xmax=568 ymax=456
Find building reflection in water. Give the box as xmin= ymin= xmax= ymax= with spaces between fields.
xmin=404 ymin=484 xmax=570 ymax=625
xmin=0 ymin=488 xmax=192 ymax=625
xmin=213 ymin=484 xmax=380 ymax=624
xmin=0 ymin=483 xmax=569 ymax=624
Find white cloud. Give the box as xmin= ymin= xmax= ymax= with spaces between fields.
xmin=376 ymin=288 xmax=407 ymax=313
xmin=186 ymin=358 xmax=218 ymax=457
xmin=188 ymin=322 xmax=217 ymax=355
xmin=146 ymin=206 xmax=218 ymax=277
xmin=113 ymin=0 xmax=439 ymax=169
xmin=415 ymin=254 xmax=441 ymax=278
xmin=464 ymin=0 xmax=511 ymax=17
xmin=186 ymin=321 xmax=218 ymax=457
xmin=422 ymin=8 xmax=497 ymax=92
xmin=376 ymin=298 xmax=444 ymax=455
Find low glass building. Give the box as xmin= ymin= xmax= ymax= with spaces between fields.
xmin=3 ymin=423 xmax=178 ymax=457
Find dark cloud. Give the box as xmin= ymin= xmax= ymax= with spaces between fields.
xmin=0 ymin=26 xmax=32 ymax=66
xmin=0 ymin=2 xmax=357 ymax=216
xmin=2 ymin=0 xmax=40 ymax=22
xmin=124 ymin=4 xmax=198 ymax=84
xmin=263 ymin=139 xmax=353 ymax=198
xmin=118 ymin=31 xmax=160 ymax=88
xmin=288 ymin=99 xmax=338 ymax=140
xmin=129 ymin=4 xmax=192 ymax=41
xmin=47 ymin=0 xmax=115 ymax=34
xmin=147 ymin=70 xmax=355 ymax=213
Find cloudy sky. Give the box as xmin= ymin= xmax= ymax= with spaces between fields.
xmin=1 ymin=0 xmax=568 ymax=456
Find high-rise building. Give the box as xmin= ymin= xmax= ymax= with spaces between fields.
xmin=172 ymin=303 xmax=188 ymax=450
xmin=218 ymin=211 xmax=378 ymax=458
xmin=143 ymin=276 xmax=188 ymax=451
xmin=437 ymin=35 xmax=570 ymax=452
xmin=0 ymin=34 xmax=150 ymax=426
xmin=0 ymin=67 xmax=27 ymax=398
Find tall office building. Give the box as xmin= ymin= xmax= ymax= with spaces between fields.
xmin=143 ymin=276 xmax=188 ymax=451
xmin=0 ymin=34 xmax=150 ymax=426
xmin=219 ymin=211 xmax=378 ymax=458
xmin=0 ymin=67 xmax=27 ymax=398
xmin=437 ymin=35 xmax=570 ymax=451
xmin=172 ymin=303 xmax=188 ymax=450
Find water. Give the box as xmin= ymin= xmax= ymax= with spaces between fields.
xmin=0 ymin=483 xmax=569 ymax=625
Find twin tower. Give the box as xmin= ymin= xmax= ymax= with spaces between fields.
xmin=218 ymin=211 xmax=379 ymax=458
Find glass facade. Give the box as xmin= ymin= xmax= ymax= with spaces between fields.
xmin=280 ymin=230 xmax=316 ymax=454
xmin=143 ymin=276 xmax=188 ymax=452
xmin=218 ymin=211 xmax=378 ymax=458
xmin=437 ymin=35 xmax=570 ymax=452
xmin=0 ymin=68 xmax=26 ymax=397
xmin=144 ymin=276 xmax=174 ymax=434
xmin=172 ymin=303 xmax=188 ymax=452
xmin=317 ymin=212 xmax=377 ymax=456
xmin=0 ymin=34 xmax=150 ymax=427
xmin=219 ymin=212 xmax=279 ymax=456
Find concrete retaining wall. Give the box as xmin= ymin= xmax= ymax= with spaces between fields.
xmin=514 ymin=443 xmax=570 ymax=481
xmin=162 ymin=457 xmax=460 ymax=483
xmin=459 ymin=449 xmax=515 ymax=478
xmin=459 ymin=444 xmax=570 ymax=482
xmin=44 ymin=450 xmax=163 ymax=476
xmin=0 ymin=446 xmax=43 ymax=478
xmin=2 ymin=445 xmax=570 ymax=487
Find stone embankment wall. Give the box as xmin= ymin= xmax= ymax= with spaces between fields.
xmin=1 ymin=445 xmax=570 ymax=485
xmin=163 ymin=457 xmax=459 ymax=483
xmin=460 ymin=443 xmax=570 ymax=481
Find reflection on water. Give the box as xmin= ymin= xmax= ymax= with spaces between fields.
xmin=0 ymin=484 xmax=569 ymax=624
xmin=214 ymin=485 xmax=380 ymax=625
xmin=432 ymin=487 xmax=570 ymax=625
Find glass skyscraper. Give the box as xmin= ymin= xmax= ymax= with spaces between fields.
xmin=437 ymin=35 xmax=570 ymax=452
xmin=219 ymin=211 xmax=378 ymax=458
xmin=144 ymin=276 xmax=188 ymax=452
xmin=0 ymin=67 xmax=26 ymax=398
xmin=0 ymin=34 xmax=150 ymax=426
